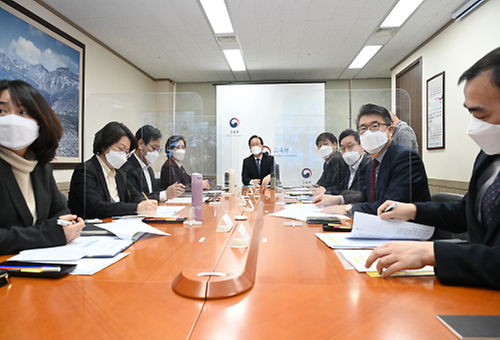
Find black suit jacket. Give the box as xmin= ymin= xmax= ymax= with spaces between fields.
xmin=68 ymin=155 xmax=144 ymax=219
xmin=0 ymin=158 xmax=68 ymax=255
xmin=339 ymin=154 xmax=372 ymax=204
xmin=353 ymin=142 xmax=430 ymax=215
xmin=316 ymin=151 xmax=349 ymax=195
xmin=414 ymin=151 xmax=500 ymax=289
xmin=160 ymin=157 xmax=192 ymax=190
xmin=124 ymin=155 xmax=162 ymax=200
xmin=241 ymin=153 xmax=275 ymax=185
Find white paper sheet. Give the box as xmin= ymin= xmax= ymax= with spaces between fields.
xmin=269 ymin=203 xmax=348 ymax=222
xmin=316 ymin=233 xmax=390 ymax=249
xmin=8 ymin=237 xmax=134 ymax=262
xmin=351 ymin=212 xmax=435 ymax=240
xmin=165 ymin=197 xmax=192 ymax=204
xmin=338 ymin=249 xmax=435 ymax=276
xmin=70 ymin=252 xmax=129 ymax=275
xmin=96 ymin=220 xmax=170 ymax=240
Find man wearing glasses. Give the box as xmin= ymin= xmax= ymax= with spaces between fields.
xmin=318 ymin=104 xmax=430 ymax=216
xmin=125 ymin=125 xmax=185 ymax=201
xmin=312 ymin=129 xmax=372 ymax=209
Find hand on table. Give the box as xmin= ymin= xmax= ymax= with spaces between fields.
xmin=59 ymin=214 xmax=85 ymax=243
xmin=365 ymin=241 xmax=435 ymax=278
xmin=313 ymin=194 xmax=341 ymax=207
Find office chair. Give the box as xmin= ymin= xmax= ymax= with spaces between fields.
xmin=431 ymin=192 xmax=469 ymax=243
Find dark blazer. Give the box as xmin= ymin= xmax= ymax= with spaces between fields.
xmin=353 ymin=142 xmax=430 ymax=215
xmin=339 ymin=154 xmax=372 ymax=204
xmin=68 ymin=155 xmax=144 ymax=219
xmin=124 ymin=155 xmax=162 ymax=200
xmin=316 ymin=151 xmax=349 ymax=195
xmin=0 ymin=158 xmax=68 ymax=255
xmin=160 ymin=157 xmax=191 ymax=190
xmin=414 ymin=151 xmax=500 ymax=290
xmin=241 ymin=153 xmax=275 ymax=185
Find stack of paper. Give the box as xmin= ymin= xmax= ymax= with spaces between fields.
xmin=315 ymin=212 xmax=435 ymax=249
xmin=269 ymin=203 xmax=349 ymax=222
xmin=8 ymin=221 xmax=170 ymax=275
xmin=338 ymin=249 xmax=435 ymax=277
xmin=95 ymin=219 xmax=170 ymax=241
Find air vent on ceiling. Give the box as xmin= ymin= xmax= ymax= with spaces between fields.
xmin=372 ymin=27 xmax=398 ymax=37
xmin=217 ymin=35 xmax=238 ymax=44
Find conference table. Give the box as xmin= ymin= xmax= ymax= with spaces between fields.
xmin=1 ymin=187 xmax=500 ymax=339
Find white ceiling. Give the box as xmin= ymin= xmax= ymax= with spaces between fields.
xmin=38 ymin=0 xmax=472 ymax=83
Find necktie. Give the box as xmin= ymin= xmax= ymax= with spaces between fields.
xmin=481 ymin=171 xmax=500 ymax=229
xmin=256 ymin=158 xmax=261 ymax=176
xmin=369 ymin=159 xmax=380 ymax=202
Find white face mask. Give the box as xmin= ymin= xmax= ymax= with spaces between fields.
xmin=145 ymin=150 xmax=159 ymax=165
xmin=342 ymin=151 xmax=361 ymax=167
xmin=173 ymin=149 xmax=186 ymax=161
xmin=0 ymin=114 xmax=40 ymax=150
xmin=360 ymin=130 xmax=388 ymax=155
xmin=105 ymin=149 xmax=128 ymax=169
xmin=467 ymin=116 xmax=500 ymax=155
xmin=251 ymin=146 xmax=262 ymax=156
xmin=318 ymin=145 xmax=333 ymax=160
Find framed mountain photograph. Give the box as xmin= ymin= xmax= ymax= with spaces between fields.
xmin=0 ymin=0 xmax=85 ymax=168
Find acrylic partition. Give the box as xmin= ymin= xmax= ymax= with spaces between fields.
xmin=78 ymin=92 xmax=217 ymax=219
xmin=274 ymin=88 xmax=412 ymax=188
xmin=274 ymin=114 xmax=325 ymax=187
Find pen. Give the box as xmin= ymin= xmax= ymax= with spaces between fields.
xmin=57 ymin=219 xmax=75 ymax=226
xmin=0 ymin=265 xmax=61 ymax=272
xmin=383 ymin=202 xmax=397 ymax=213
xmin=328 ymin=224 xmax=352 ymax=229
xmin=142 ymin=192 xmax=149 ymax=200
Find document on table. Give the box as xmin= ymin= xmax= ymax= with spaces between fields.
xmin=349 ymin=211 xmax=435 ymax=240
xmin=316 ymin=233 xmax=390 ymax=249
xmin=315 ymin=212 xmax=435 ymax=249
xmin=8 ymin=236 xmax=133 ymax=262
xmin=70 ymin=252 xmax=129 ymax=275
xmin=269 ymin=203 xmax=349 ymax=222
xmin=166 ymin=197 xmax=192 ymax=204
xmin=154 ymin=205 xmax=186 ymax=217
xmin=96 ymin=219 xmax=170 ymax=240
xmin=114 ymin=205 xmax=186 ymax=219
xmin=337 ymin=249 xmax=435 ymax=277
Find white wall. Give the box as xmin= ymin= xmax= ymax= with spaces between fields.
xmin=392 ymin=0 xmax=500 ymax=182
xmin=14 ymin=0 xmax=157 ymax=182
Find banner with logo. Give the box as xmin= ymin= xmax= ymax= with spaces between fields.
xmin=216 ymin=83 xmax=325 ymax=186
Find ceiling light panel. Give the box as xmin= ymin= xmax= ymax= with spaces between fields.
xmin=223 ymin=49 xmax=246 ymax=71
xmin=348 ymin=45 xmax=382 ymax=69
xmin=200 ymin=0 xmax=234 ymax=34
xmin=380 ymin=0 xmax=424 ymax=27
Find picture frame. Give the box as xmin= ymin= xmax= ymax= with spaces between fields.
xmin=426 ymin=72 xmax=445 ymax=150
xmin=0 ymin=0 xmax=85 ymax=168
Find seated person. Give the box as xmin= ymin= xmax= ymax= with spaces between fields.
xmin=325 ymin=103 xmax=430 ymax=216
xmin=313 ymin=129 xmax=371 ymax=208
xmin=0 ymin=80 xmax=84 ymax=255
xmin=160 ymin=135 xmax=210 ymax=190
xmin=68 ymin=122 xmax=157 ymax=219
xmin=390 ymin=112 xmax=419 ymax=151
xmin=125 ymin=125 xmax=184 ymax=201
xmin=241 ymin=135 xmax=274 ymax=186
xmin=366 ymin=47 xmax=500 ymax=290
xmin=313 ymin=132 xmax=349 ymax=196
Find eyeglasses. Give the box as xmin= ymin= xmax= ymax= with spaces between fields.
xmin=340 ymin=142 xmax=359 ymax=153
xmin=147 ymin=143 xmax=162 ymax=153
xmin=114 ymin=143 xmax=132 ymax=158
xmin=357 ymin=122 xmax=390 ymax=134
